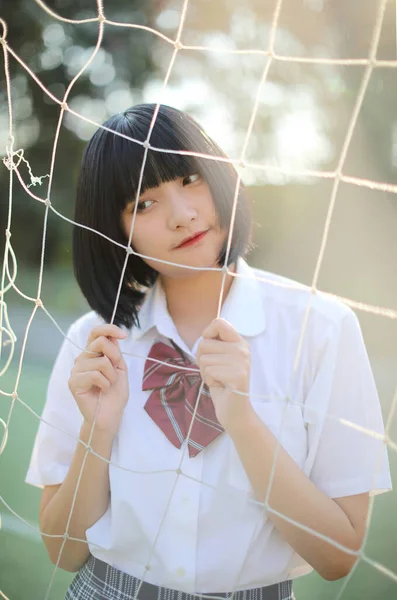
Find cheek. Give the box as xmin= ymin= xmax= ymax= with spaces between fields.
xmin=129 ymin=229 xmax=147 ymax=254
xmin=202 ymin=186 xmax=217 ymax=218
xmin=128 ymin=221 xmax=160 ymax=256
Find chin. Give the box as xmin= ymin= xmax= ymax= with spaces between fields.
xmin=152 ymin=256 xmax=221 ymax=279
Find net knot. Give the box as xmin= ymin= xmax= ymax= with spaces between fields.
xmin=126 ymin=246 xmax=134 ymax=255
xmin=3 ymin=150 xmax=21 ymax=172
xmin=63 ymin=532 xmax=70 ymax=540
xmin=35 ymin=298 xmax=43 ymax=308
xmin=3 ymin=147 xmax=26 ymax=173
xmin=60 ymin=101 xmax=68 ymax=112
xmin=11 ymin=391 xmax=18 ymax=400
xmin=174 ymin=40 xmax=183 ymax=51
xmin=44 ymin=198 xmax=52 ymax=207
xmin=238 ymin=159 xmax=246 ymax=169
xmin=221 ymin=265 xmax=229 ymax=275
xmin=5 ymin=229 xmax=11 ymax=240
xmin=145 ymin=564 xmax=151 ymax=571
xmin=175 ymin=467 xmax=183 ymax=476
xmin=98 ymin=13 xmax=106 ymax=23
xmin=142 ymin=140 xmax=150 ymax=150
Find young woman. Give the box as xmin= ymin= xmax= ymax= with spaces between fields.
xmin=26 ymin=104 xmax=392 ymax=600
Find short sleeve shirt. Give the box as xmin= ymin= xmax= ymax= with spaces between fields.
xmin=26 ymin=258 xmax=392 ymax=593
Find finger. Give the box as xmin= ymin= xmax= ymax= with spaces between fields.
xmin=84 ymin=336 xmax=122 ymax=367
xmin=86 ymin=324 xmax=127 ymax=347
xmin=73 ymin=356 xmax=118 ymax=386
xmin=197 ymin=352 xmax=235 ymax=369
xmin=115 ymin=354 xmax=128 ymax=372
xmin=196 ymin=339 xmax=249 ymax=367
xmin=200 ymin=365 xmax=227 ymax=389
xmin=196 ymin=339 xmax=238 ymax=362
xmin=201 ymin=318 xmax=241 ymax=343
xmin=69 ymin=370 xmax=111 ymax=395
xmin=201 ymin=366 xmax=245 ymax=391
xmin=89 ymin=336 xmax=122 ymax=361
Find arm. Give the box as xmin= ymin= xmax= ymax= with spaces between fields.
xmin=228 ymin=409 xmax=368 ymax=581
xmin=39 ymin=323 xmax=129 ymax=572
xmin=197 ymin=317 xmax=373 ymax=582
xmin=40 ymin=423 xmax=115 ymax=572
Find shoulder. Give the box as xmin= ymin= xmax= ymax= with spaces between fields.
xmin=245 ymin=264 xmax=366 ymax=388
xmin=248 ymin=263 xmax=356 ymax=336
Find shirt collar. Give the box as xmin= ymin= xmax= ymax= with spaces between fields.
xmin=131 ymin=257 xmax=266 ymax=342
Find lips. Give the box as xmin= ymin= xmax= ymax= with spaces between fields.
xmin=175 ymin=230 xmax=208 ymax=249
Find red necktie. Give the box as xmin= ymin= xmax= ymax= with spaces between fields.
xmin=142 ymin=340 xmax=224 ymax=457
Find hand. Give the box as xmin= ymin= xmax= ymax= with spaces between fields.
xmin=68 ymin=324 xmax=129 ymax=437
xmin=196 ymin=318 xmax=253 ymax=431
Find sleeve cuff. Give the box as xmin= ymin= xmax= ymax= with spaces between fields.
xmin=315 ymin=472 xmax=393 ymax=498
xmin=25 ymin=465 xmax=70 ymax=489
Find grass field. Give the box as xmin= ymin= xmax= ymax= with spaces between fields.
xmin=0 ymin=357 xmax=396 ymax=600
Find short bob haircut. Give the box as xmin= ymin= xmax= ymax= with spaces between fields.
xmin=73 ymin=103 xmax=253 ymax=329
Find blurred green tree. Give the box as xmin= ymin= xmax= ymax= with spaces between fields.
xmin=0 ymin=0 xmax=160 ymax=268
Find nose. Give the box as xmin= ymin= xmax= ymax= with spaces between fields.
xmin=166 ymin=188 xmax=198 ymax=230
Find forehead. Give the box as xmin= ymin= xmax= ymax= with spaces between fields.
xmin=115 ymin=145 xmax=202 ymax=203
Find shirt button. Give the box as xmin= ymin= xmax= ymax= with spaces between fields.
xmin=176 ymin=567 xmax=186 ymax=577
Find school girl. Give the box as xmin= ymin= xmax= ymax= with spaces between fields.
xmin=26 ymin=104 xmax=392 ymax=600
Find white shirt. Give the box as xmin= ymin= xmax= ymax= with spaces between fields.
xmin=26 ymin=258 xmax=392 ymax=593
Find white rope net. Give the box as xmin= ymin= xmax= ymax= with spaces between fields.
xmin=0 ymin=0 xmax=396 ymax=598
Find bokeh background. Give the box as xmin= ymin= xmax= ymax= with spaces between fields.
xmin=1 ymin=0 xmax=397 ymax=598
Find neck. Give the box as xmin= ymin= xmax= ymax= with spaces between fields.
xmin=160 ymin=263 xmax=236 ymax=337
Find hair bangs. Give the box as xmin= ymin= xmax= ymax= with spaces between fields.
xmin=109 ymin=108 xmax=203 ymax=206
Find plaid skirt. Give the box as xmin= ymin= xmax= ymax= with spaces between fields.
xmin=64 ymin=555 xmax=295 ymax=600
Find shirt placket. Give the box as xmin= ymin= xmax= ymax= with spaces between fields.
xmin=154 ymin=320 xmax=205 ymax=589
xmin=161 ymin=442 xmax=202 ymax=591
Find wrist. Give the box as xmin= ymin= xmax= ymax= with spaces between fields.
xmin=80 ymin=421 xmax=117 ymax=446
xmin=223 ymin=400 xmax=258 ymax=437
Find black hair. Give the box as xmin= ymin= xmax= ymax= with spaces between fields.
xmin=73 ymin=103 xmax=252 ymax=329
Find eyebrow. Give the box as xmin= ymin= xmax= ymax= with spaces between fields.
xmin=126 ymin=185 xmax=158 ymax=207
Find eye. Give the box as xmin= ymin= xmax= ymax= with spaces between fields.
xmin=182 ymin=173 xmax=201 ymax=186
xmin=136 ymin=199 xmax=154 ymax=212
